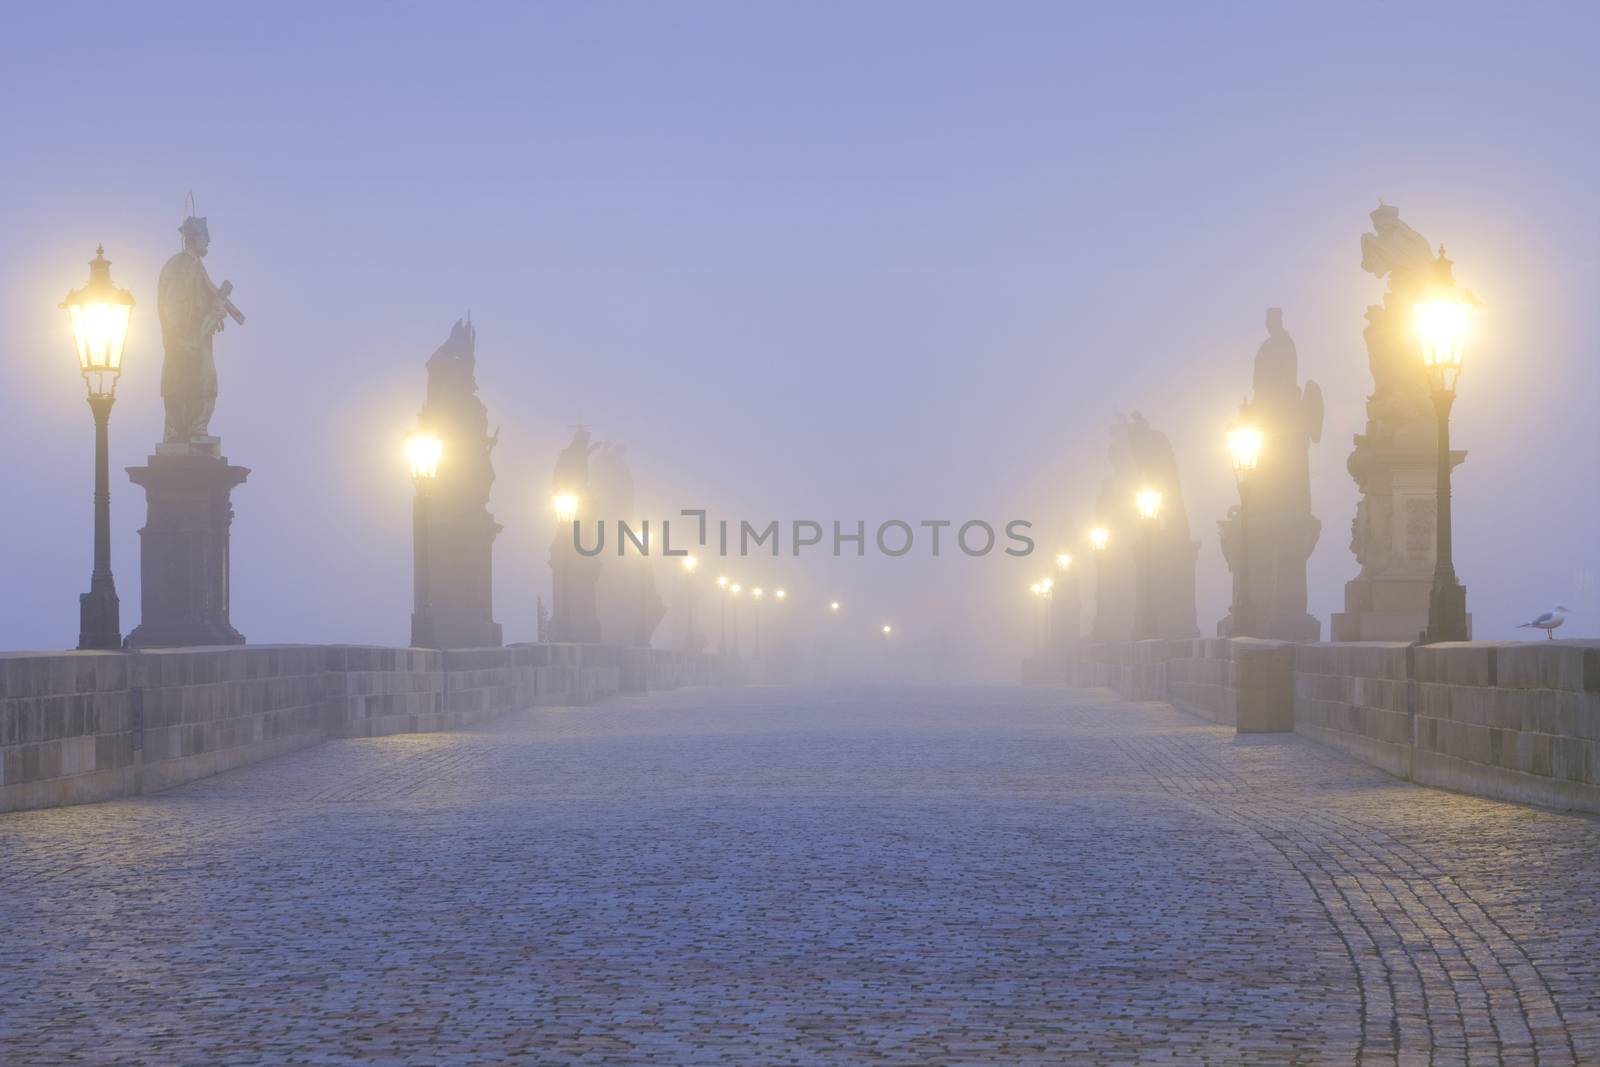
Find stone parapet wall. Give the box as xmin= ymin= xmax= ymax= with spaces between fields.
xmin=1033 ymin=637 xmax=1600 ymax=813
xmin=2 ymin=643 xmax=736 ymax=814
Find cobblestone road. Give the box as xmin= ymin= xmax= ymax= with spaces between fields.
xmin=3 ymin=686 xmax=1599 ymax=1065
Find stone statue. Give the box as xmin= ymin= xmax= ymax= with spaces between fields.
xmin=549 ymin=427 xmax=603 ymax=644
xmin=1332 ymin=204 xmax=1469 ymax=640
xmin=1091 ymin=412 xmax=1200 ymax=641
xmin=1218 ymin=309 xmax=1323 ymax=640
xmin=412 ymin=318 xmax=503 ymax=648
xmin=591 ymin=443 xmax=666 ymax=648
xmin=554 ymin=427 xmax=599 ymax=495
xmin=157 ymin=216 xmax=244 ymax=450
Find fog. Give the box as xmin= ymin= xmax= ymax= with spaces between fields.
xmin=3 ymin=3 xmax=1597 ymax=679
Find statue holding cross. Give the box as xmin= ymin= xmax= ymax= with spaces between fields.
xmin=157 ymin=215 xmax=246 ymax=451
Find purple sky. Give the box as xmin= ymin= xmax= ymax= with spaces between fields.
xmin=2 ymin=3 xmax=1597 ymax=675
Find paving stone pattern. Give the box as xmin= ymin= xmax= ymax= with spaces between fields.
xmin=2 ymin=686 xmax=1597 ymax=1065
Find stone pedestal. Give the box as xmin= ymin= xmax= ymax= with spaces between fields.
xmin=1330 ymin=432 xmax=1469 ymax=641
xmin=126 ymin=448 xmax=248 ymax=648
xmin=549 ymin=535 xmax=602 ymax=644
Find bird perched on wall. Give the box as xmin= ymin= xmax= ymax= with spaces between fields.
xmin=1516 ymin=606 xmax=1570 ymax=640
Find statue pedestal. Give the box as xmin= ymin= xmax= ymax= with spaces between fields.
xmin=125 ymin=449 xmax=249 ymax=648
xmin=1331 ymin=435 xmax=1469 ymax=642
xmin=549 ymin=537 xmax=601 ymax=644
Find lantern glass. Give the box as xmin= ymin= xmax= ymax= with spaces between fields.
xmin=1056 ymin=552 xmax=1072 ymax=570
xmin=405 ymin=432 xmax=443 ymax=480
xmin=60 ymin=246 xmax=135 ymax=397
xmin=1135 ymin=489 xmax=1163 ymax=522
xmin=1415 ymin=298 xmax=1471 ymax=382
xmin=1227 ymin=425 xmax=1264 ymax=474
xmin=1088 ymin=526 xmax=1110 ymax=552
xmin=552 ymin=492 xmax=579 ymax=524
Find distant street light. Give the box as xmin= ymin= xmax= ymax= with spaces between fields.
xmin=1088 ymin=525 xmax=1110 ymax=642
xmin=1227 ymin=424 xmax=1264 ymax=638
xmin=1417 ymin=247 xmax=1474 ymax=643
xmin=881 ymin=624 xmax=893 ymax=636
xmin=61 ymin=246 xmax=134 ymax=650
xmin=830 ymin=600 xmax=841 ymax=613
xmin=405 ymin=432 xmax=444 ymax=648
xmin=1134 ymin=489 xmax=1163 ymax=640
xmin=552 ymin=492 xmax=579 ymax=525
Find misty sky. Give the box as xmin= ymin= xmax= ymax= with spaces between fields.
xmin=2 ymin=2 xmax=1597 ymax=676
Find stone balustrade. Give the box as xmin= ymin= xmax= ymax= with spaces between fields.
xmin=1 ymin=643 xmax=739 ymax=814
xmin=1029 ymin=638 xmax=1600 ymax=813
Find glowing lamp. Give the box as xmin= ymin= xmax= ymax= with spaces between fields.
xmin=775 ymin=589 xmax=786 ymax=601
xmin=717 ymin=575 xmax=729 ymax=589
xmin=1088 ymin=526 xmax=1110 ymax=552
xmin=1030 ymin=581 xmax=1042 ymax=596
xmin=60 ymin=245 xmax=134 ymax=398
xmin=881 ymin=624 xmax=893 ymax=635
xmin=730 ymin=583 xmax=742 ymax=595
xmin=1040 ymin=577 xmax=1053 ymax=592
xmin=830 ymin=601 xmax=840 ymax=613
xmin=1135 ymin=489 xmax=1163 ymax=522
xmin=1227 ymin=425 xmax=1264 ymax=477
xmin=552 ymin=492 xmax=579 ymax=524
xmin=682 ymin=554 xmax=699 ymax=572
xmin=752 ymin=587 xmax=764 ymax=599
xmin=405 ymin=432 xmax=443 ymax=481
xmin=1056 ymin=552 xmax=1072 ymax=571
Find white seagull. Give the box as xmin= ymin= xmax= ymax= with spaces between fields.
xmin=1517 ymin=605 xmax=1571 ymax=640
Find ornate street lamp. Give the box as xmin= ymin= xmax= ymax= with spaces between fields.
xmin=1226 ymin=424 xmax=1264 ymax=638
xmin=552 ymin=492 xmax=579 ymax=525
xmin=1134 ymin=489 xmax=1163 ymax=640
xmin=1416 ymin=247 xmax=1474 ymax=643
xmin=61 ymin=246 xmax=134 ymax=650
xmin=1088 ymin=525 xmax=1110 ymax=642
xmin=405 ymin=431 xmax=443 ymax=648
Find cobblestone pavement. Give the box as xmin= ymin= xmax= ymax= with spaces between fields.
xmin=3 ymin=686 xmax=1599 ymax=1066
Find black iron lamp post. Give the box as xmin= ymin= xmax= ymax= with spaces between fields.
xmin=406 ymin=431 xmax=443 ymax=648
xmin=1417 ymin=248 xmax=1474 ymax=645
xmin=1133 ymin=489 xmax=1163 ymax=641
xmin=61 ymin=246 xmax=134 ymax=651
xmin=1227 ymin=423 xmax=1264 ymax=638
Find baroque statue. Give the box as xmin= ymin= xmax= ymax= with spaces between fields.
xmin=1218 ymin=308 xmax=1323 ymax=640
xmin=157 ymin=216 xmax=245 ymax=450
xmin=1332 ymin=203 xmax=1468 ymax=640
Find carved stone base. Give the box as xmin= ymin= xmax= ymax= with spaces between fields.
xmin=125 ymin=450 xmax=249 ymax=648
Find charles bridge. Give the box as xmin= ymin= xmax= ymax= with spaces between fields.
xmin=6 ymin=202 xmax=1600 ymax=1064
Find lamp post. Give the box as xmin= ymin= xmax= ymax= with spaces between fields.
xmin=1053 ymin=552 xmax=1078 ymax=650
xmin=1088 ymin=526 xmax=1110 ymax=642
xmin=1417 ymin=248 xmax=1474 ymax=644
xmin=61 ymin=247 xmax=134 ymax=650
xmin=1029 ymin=581 xmax=1043 ymax=654
xmin=751 ymin=587 xmax=765 ymax=664
xmin=716 ymin=575 xmax=730 ymax=653
xmin=1226 ymin=424 xmax=1264 ymax=638
xmin=729 ymin=582 xmax=743 ymax=657
xmin=1134 ymin=489 xmax=1163 ymax=641
xmin=406 ymin=432 xmax=443 ymax=648
xmin=681 ymin=554 xmax=699 ymax=650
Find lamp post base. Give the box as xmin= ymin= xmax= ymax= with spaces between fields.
xmin=1421 ymin=576 xmax=1470 ymax=644
xmin=78 ymin=575 xmax=121 ymax=650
